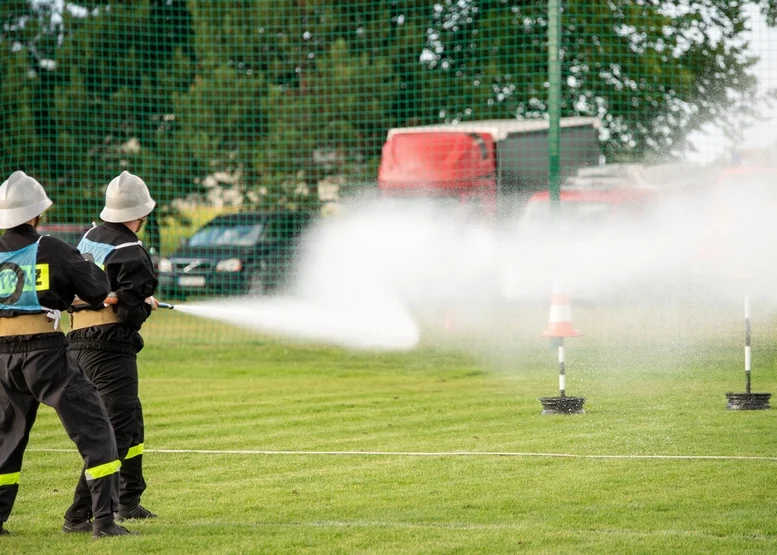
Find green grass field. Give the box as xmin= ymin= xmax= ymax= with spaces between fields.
xmin=3 ymin=302 xmax=777 ymax=554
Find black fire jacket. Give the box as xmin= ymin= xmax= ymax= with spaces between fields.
xmin=0 ymin=223 xmax=110 ymax=350
xmin=68 ymin=222 xmax=158 ymax=355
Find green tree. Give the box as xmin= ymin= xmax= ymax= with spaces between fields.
xmin=3 ymin=0 xmax=776 ymax=224
xmin=0 ymin=1 xmax=44 ymax=181
xmin=421 ymin=0 xmax=774 ymax=159
xmin=182 ymin=0 xmax=399 ymax=209
xmin=49 ymin=0 xmax=196 ymax=249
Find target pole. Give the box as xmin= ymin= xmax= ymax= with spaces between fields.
xmin=558 ymin=338 xmax=566 ymax=398
xmin=745 ymin=294 xmax=751 ymax=395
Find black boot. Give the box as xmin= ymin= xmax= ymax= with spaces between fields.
xmin=117 ymin=504 xmax=157 ymax=520
xmin=0 ymin=522 xmax=9 ymax=535
xmin=62 ymin=518 xmax=92 ymax=533
xmin=92 ymin=516 xmax=136 ymax=539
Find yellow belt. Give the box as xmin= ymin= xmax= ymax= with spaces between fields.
xmin=69 ymin=307 xmax=121 ymax=330
xmin=0 ymin=313 xmax=62 ymax=336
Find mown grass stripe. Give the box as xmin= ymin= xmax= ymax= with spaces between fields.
xmin=28 ymin=448 xmax=777 ymax=461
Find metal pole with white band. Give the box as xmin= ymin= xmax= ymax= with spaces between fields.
xmin=744 ymin=294 xmax=751 ymax=395
xmin=558 ymin=339 xmax=566 ymax=399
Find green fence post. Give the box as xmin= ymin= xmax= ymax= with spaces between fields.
xmin=548 ymin=0 xmax=561 ymax=216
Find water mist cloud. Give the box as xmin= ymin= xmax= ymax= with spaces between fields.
xmin=181 ymin=170 xmax=777 ymax=350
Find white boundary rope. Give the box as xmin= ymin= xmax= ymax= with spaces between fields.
xmin=28 ymin=448 xmax=777 ymax=461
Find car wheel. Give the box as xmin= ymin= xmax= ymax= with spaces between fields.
xmin=247 ymin=272 xmax=266 ymax=296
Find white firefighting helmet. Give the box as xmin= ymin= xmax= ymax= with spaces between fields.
xmin=0 ymin=171 xmax=53 ymax=230
xmin=100 ymin=171 xmax=156 ymax=223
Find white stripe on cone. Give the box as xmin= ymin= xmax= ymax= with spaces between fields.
xmin=542 ymin=279 xmax=581 ymax=338
xmin=550 ymin=304 xmax=572 ymax=322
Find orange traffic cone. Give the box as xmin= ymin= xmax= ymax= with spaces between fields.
xmin=542 ymin=280 xmax=582 ymax=338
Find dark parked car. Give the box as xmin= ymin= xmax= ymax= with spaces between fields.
xmin=158 ymin=211 xmax=312 ymax=299
xmin=38 ymin=223 xmax=92 ymax=247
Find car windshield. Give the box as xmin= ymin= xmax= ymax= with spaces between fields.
xmin=187 ymin=223 xmax=264 ymax=247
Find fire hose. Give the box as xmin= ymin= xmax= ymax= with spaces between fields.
xmin=72 ymin=293 xmax=175 ymax=310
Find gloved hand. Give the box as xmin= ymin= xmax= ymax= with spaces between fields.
xmin=145 ymin=296 xmax=159 ymax=310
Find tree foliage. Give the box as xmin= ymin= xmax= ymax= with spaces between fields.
xmin=421 ymin=0 xmax=768 ymax=158
xmin=0 ymin=0 xmax=774 ymax=241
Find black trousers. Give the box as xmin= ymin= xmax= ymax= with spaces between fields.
xmin=0 ymin=335 xmax=120 ymax=524
xmin=64 ymin=349 xmax=146 ymax=522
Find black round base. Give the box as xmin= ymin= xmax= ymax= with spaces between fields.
xmin=725 ymin=392 xmax=771 ymax=411
xmin=539 ymin=396 xmax=586 ymax=415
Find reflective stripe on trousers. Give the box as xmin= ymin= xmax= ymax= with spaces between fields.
xmin=124 ymin=443 xmax=144 ymax=460
xmin=85 ymin=460 xmax=121 ymax=481
xmin=0 ymin=472 xmax=20 ymax=486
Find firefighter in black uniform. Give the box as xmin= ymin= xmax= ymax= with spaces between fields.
xmin=64 ymin=171 xmax=159 ymax=528
xmin=0 ymin=171 xmax=132 ymax=538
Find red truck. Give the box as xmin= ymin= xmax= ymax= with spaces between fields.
xmin=378 ymin=117 xmax=601 ymax=217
